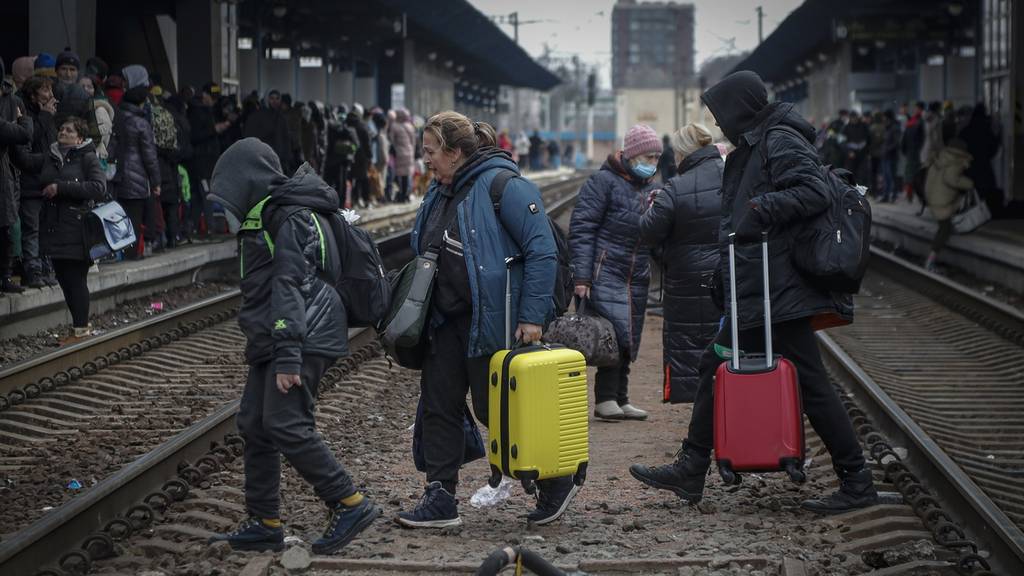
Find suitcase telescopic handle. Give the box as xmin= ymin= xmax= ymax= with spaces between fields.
xmin=504 ymin=254 xmax=524 ymax=350
xmin=727 ymin=232 xmax=773 ymax=370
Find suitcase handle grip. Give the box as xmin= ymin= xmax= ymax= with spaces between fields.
xmin=728 ymin=232 xmax=773 ymax=370
xmin=504 ymin=254 xmax=524 ymax=350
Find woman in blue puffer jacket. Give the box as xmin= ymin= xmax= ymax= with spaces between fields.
xmin=570 ymin=124 xmax=661 ymax=421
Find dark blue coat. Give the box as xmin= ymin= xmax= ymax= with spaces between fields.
xmin=569 ymin=154 xmax=654 ymax=360
xmin=639 ymin=145 xmax=723 ymax=402
xmin=109 ymin=102 xmax=159 ymax=200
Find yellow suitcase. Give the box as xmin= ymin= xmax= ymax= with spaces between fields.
xmin=487 ymin=257 xmax=589 ymax=494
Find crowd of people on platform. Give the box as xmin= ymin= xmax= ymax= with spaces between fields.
xmin=815 ymin=101 xmax=1004 ymax=270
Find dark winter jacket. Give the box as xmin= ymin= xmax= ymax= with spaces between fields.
xmin=411 ymin=148 xmax=557 ymax=357
xmin=0 ymin=79 xmax=33 ymax=227
xmin=569 ymin=152 xmax=654 ymax=360
xmin=209 ymin=138 xmax=348 ymax=375
xmin=108 ymin=101 xmax=159 ymax=200
xmin=639 ymin=145 xmax=723 ymax=402
xmin=12 ymin=99 xmax=57 ymax=198
xmin=959 ymin=105 xmax=1000 ymax=194
xmin=187 ymin=102 xmax=220 ymax=182
xmin=39 ymin=140 xmax=107 ymax=260
xmin=243 ymin=107 xmax=292 ymax=174
xmin=52 ymin=80 xmax=92 ymax=128
xmin=701 ymin=72 xmax=852 ymax=331
xmin=157 ymin=106 xmax=193 ymax=204
xmin=345 ymin=113 xmax=371 ymax=177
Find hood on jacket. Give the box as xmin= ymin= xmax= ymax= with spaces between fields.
xmin=266 ymin=163 xmax=340 ymax=212
xmin=701 ymin=71 xmax=768 ymax=144
xmin=756 ymin=102 xmax=817 ymax=147
xmin=449 ymin=146 xmax=518 ymax=192
xmin=49 ymin=139 xmax=95 ymax=158
xmin=936 ymin=144 xmax=972 ymax=167
xmin=94 ymin=98 xmax=114 ymax=118
xmin=601 ymin=151 xmax=643 ymax=184
xmin=209 ymin=137 xmax=287 ymax=222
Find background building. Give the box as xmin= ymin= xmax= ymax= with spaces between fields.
xmin=611 ymin=0 xmax=696 ymax=148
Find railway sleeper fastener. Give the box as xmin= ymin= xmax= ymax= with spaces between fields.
xmin=8 ymin=389 xmax=26 ymax=406
xmin=68 ymin=366 xmax=83 ymax=381
xmin=81 ymin=533 xmax=116 ymax=561
xmin=957 ymin=552 xmax=991 ymax=571
xmin=23 ymin=382 xmax=41 ymax=399
xmin=57 ymin=549 xmax=91 ymax=575
xmin=126 ymin=503 xmax=156 ymax=530
xmin=38 ymin=376 xmax=55 ymax=392
xmin=103 ymin=517 xmax=134 ymax=540
xmin=143 ymin=490 xmax=173 ymax=514
xmin=82 ymin=360 xmax=98 ymax=376
xmin=162 ymin=477 xmax=190 ymax=501
xmin=0 ymin=395 xmax=10 ymax=412
xmin=54 ymin=370 xmax=70 ymax=386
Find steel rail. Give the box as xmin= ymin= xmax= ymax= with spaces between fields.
xmin=0 ymin=290 xmax=242 ymax=399
xmin=818 ymin=246 xmax=1024 ymax=576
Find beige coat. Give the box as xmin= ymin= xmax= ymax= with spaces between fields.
xmin=925 ymin=146 xmax=973 ymax=221
xmin=93 ymin=98 xmax=114 ymax=160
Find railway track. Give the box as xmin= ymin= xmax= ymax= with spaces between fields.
xmin=0 ymin=174 xmax=588 ymax=576
xmin=819 ymin=245 xmax=1024 ymax=575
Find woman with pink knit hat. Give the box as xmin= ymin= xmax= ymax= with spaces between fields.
xmin=569 ymin=124 xmax=662 ymax=421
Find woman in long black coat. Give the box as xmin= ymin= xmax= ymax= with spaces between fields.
xmin=639 ymin=124 xmax=723 ymax=403
xmin=39 ymin=116 xmax=107 ymax=340
xmin=570 ymin=124 xmax=662 ymax=421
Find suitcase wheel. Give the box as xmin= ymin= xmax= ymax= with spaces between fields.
xmin=488 ymin=465 xmax=503 ymax=489
xmin=785 ymin=463 xmax=806 ymax=484
xmin=521 ymin=478 xmax=536 ymax=495
xmin=573 ymin=462 xmax=589 ymax=486
xmin=718 ymin=463 xmax=740 ymax=486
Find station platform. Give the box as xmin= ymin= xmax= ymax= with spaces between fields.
xmin=869 ymin=198 xmax=1024 ymax=293
xmin=0 ymin=167 xmax=576 ymax=339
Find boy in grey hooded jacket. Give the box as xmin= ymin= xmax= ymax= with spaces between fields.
xmin=206 ymin=138 xmax=379 ymax=554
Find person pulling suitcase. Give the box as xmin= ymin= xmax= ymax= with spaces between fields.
xmin=629 ymin=71 xmax=878 ymax=514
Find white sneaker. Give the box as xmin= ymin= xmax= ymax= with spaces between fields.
xmin=619 ymin=403 xmax=648 ymax=421
xmin=594 ymin=400 xmax=625 ymax=420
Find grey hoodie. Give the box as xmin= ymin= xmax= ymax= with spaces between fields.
xmin=211 ymin=138 xmax=348 ymax=373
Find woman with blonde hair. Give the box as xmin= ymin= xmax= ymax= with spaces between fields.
xmin=397 ymin=111 xmax=576 ymax=528
xmin=638 ymin=123 xmax=723 ymax=403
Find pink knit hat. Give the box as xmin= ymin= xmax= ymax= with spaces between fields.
xmin=622 ymin=124 xmax=662 ymax=159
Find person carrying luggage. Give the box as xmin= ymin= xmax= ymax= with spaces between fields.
xmin=395 ymin=111 xmax=569 ymax=528
xmin=569 ymin=124 xmax=661 ymax=421
xmin=638 ymin=123 xmax=723 ymax=403
xmin=629 ymin=71 xmax=878 ymax=514
xmin=205 ymin=138 xmax=380 ymax=554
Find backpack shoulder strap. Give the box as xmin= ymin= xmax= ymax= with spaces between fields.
xmin=488 ymin=168 xmax=519 ymax=214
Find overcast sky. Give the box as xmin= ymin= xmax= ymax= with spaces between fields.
xmin=468 ymin=0 xmax=804 ymax=88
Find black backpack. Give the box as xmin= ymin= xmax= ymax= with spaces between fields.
xmin=488 ymin=169 xmax=574 ymax=316
xmin=761 ymin=126 xmax=872 ymax=294
xmin=257 ymin=201 xmax=391 ymax=329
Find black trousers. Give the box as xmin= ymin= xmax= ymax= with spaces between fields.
xmin=237 ymin=356 xmax=355 ymax=519
xmin=931 ymin=219 xmax=953 ymax=253
xmin=595 ymin=350 xmax=632 ymax=405
xmin=161 ymin=201 xmax=180 ymax=247
xmin=120 ymin=198 xmax=146 ymax=258
xmin=0 ymin=225 xmax=12 ymax=277
xmin=420 ymin=315 xmax=490 ymax=494
xmin=52 ymin=258 xmax=91 ymax=327
xmin=684 ymin=316 xmax=866 ymax=473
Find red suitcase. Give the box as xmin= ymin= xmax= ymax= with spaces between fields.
xmin=713 ymin=233 xmax=805 ymax=485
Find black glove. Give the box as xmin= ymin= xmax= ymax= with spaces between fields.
xmin=733 ymin=201 xmax=767 ymax=243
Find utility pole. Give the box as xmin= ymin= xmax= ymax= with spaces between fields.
xmin=756 ymin=6 xmax=764 ymax=44
xmin=510 ymin=12 xmax=519 ymax=43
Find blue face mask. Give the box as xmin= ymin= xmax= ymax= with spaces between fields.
xmin=631 ymin=162 xmax=657 ymax=179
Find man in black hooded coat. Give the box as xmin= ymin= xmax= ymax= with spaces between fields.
xmin=630 ymin=71 xmax=877 ymax=515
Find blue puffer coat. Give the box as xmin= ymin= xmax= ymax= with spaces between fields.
xmin=411 ymin=151 xmax=557 ymax=358
xmin=108 ymin=101 xmax=159 ymax=200
xmin=569 ymin=153 xmax=655 ymax=360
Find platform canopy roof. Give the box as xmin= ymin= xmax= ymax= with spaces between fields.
xmin=240 ymin=0 xmax=561 ymax=91
xmin=731 ymin=0 xmax=975 ymax=85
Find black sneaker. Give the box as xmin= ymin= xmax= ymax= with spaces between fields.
xmin=801 ymin=467 xmax=878 ymax=514
xmin=207 ymin=516 xmax=284 ymax=552
xmin=526 ymin=477 xmax=580 ymax=525
xmin=395 ymin=481 xmax=462 ymax=528
xmin=312 ymin=497 xmax=381 ymax=555
xmin=629 ymin=445 xmax=711 ymax=503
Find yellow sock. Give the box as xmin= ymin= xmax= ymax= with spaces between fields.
xmin=261 ymin=518 xmax=282 ymax=528
xmin=340 ymin=492 xmax=364 ymax=507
